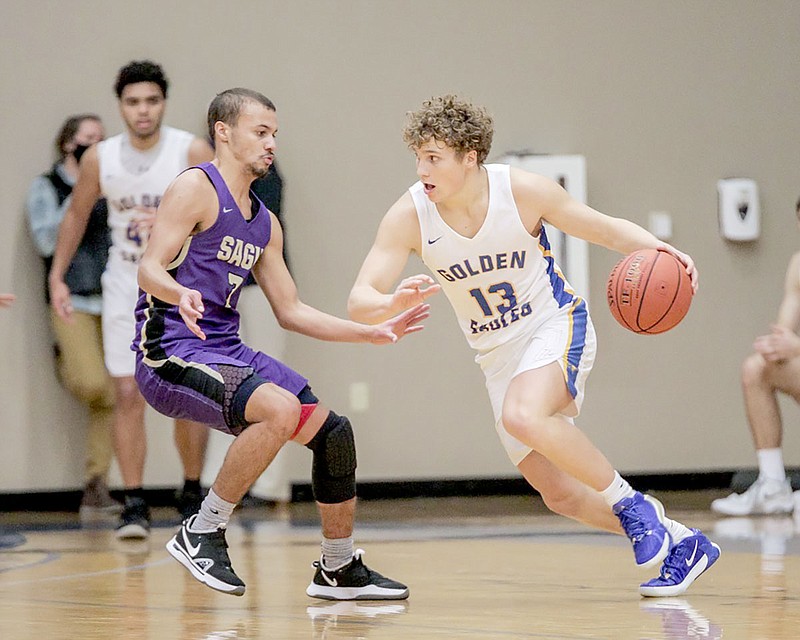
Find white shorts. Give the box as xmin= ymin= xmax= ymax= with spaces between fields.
xmin=101 ymin=260 xmax=139 ymax=377
xmin=478 ymin=301 xmax=597 ymax=466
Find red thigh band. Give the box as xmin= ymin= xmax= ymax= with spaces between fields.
xmin=291 ymin=403 xmax=318 ymax=439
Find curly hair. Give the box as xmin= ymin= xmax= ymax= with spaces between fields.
xmin=402 ymin=95 xmax=494 ymax=164
xmin=114 ymin=60 xmax=168 ymax=98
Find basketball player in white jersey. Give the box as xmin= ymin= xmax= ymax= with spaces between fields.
xmin=49 ymin=60 xmax=214 ymax=539
xmin=348 ymin=95 xmax=719 ymax=597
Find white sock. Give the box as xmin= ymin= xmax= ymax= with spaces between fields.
xmin=600 ymin=471 xmax=636 ymax=507
xmin=757 ymin=448 xmax=786 ymax=483
xmin=321 ymin=536 xmax=354 ymax=571
xmin=192 ymin=488 xmax=236 ymax=531
xmin=663 ymin=517 xmax=693 ymax=545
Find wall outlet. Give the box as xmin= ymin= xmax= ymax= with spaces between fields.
xmin=349 ymin=382 xmax=369 ymax=413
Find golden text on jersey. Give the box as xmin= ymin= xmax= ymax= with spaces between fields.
xmin=412 ymin=164 xmax=580 ymax=356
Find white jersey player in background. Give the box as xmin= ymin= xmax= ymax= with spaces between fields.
xmin=49 ymin=60 xmax=214 ymax=538
xmin=348 ymin=94 xmax=718 ymax=597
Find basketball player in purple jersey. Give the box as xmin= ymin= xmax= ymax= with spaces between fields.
xmin=134 ymin=88 xmax=428 ymax=598
xmin=49 ymin=61 xmax=213 ymax=539
xmin=349 ymin=95 xmax=719 ymax=597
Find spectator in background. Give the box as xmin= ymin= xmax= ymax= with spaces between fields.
xmin=26 ymin=114 xmax=120 ymax=517
xmin=712 ymin=198 xmax=800 ymax=516
xmin=48 ymin=60 xmax=215 ymax=539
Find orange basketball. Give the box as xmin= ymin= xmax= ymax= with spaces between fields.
xmin=606 ymin=249 xmax=693 ymax=334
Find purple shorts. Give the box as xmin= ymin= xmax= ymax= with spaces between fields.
xmin=135 ymin=339 xmax=308 ymax=435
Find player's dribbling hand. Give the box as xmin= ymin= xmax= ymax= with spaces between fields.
xmin=179 ymin=289 xmax=206 ymax=340
xmin=392 ymin=275 xmax=441 ymax=311
xmin=656 ymin=244 xmax=698 ymax=293
xmin=370 ymin=303 xmax=431 ymax=344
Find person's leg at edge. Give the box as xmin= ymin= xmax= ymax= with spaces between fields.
xmin=742 ymin=352 xmax=788 ymax=455
xmin=711 ymin=352 xmax=800 ymax=515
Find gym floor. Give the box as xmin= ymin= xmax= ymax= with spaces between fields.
xmin=1 ymin=490 xmax=798 ymax=639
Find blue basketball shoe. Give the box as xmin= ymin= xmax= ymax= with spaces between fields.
xmin=613 ymin=492 xmax=671 ymax=569
xmin=639 ymin=529 xmax=721 ymax=597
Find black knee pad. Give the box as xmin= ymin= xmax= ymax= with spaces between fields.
xmin=305 ymin=411 xmax=357 ymax=504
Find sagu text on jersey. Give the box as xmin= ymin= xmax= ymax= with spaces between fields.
xmin=217 ymin=236 xmax=263 ymax=270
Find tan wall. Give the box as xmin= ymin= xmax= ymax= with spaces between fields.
xmin=1 ymin=1 xmax=799 ymax=491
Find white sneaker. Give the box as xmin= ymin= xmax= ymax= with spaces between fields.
xmin=711 ymin=478 xmax=794 ymax=516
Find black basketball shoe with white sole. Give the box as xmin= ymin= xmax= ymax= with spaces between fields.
xmin=115 ymin=496 xmax=151 ymax=540
xmin=306 ymin=549 xmax=409 ymax=601
xmin=166 ymin=514 xmax=245 ymax=596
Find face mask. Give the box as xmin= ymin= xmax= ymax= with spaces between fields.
xmin=73 ymin=144 xmax=91 ymax=162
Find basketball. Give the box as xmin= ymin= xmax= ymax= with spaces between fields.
xmin=606 ymin=249 xmax=693 ymax=334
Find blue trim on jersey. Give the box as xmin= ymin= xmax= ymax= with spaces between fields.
xmin=564 ymin=298 xmax=588 ymax=398
xmin=539 ymin=226 xmax=575 ymax=308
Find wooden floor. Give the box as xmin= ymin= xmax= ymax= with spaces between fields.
xmin=1 ymin=491 xmax=799 ymax=639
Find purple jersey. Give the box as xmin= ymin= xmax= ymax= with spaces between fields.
xmin=134 ymin=163 xmax=268 ymax=351
xmin=133 ymin=163 xmax=307 ymax=433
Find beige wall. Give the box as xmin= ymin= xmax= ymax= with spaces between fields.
xmin=1 ymin=1 xmax=799 ymax=491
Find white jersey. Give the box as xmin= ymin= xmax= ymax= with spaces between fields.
xmin=97 ymin=125 xmax=194 ymax=268
xmin=412 ymin=163 xmax=596 ymax=466
xmin=96 ymin=125 xmax=194 ymax=377
xmin=413 ymin=163 xmax=580 ymax=362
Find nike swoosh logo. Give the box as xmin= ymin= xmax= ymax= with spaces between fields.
xmin=427 ymin=236 xmax=442 ymax=245
xmin=210 ymin=508 xmax=219 ymax=515
xmin=685 ymin=541 xmax=699 ymax=566
xmin=223 ymin=207 xmax=233 ymax=213
xmin=182 ymin=527 xmax=202 ymax=557
xmin=320 ymin=570 xmax=338 ymax=587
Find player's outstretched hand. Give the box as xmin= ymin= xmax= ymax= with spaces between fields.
xmin=179 ymin=288 xmax=206 ymax=340
xmin=391 ymin=275 xmax=441 ymax=311
xmin=369 ymin=303 xmax=431 ymax=344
